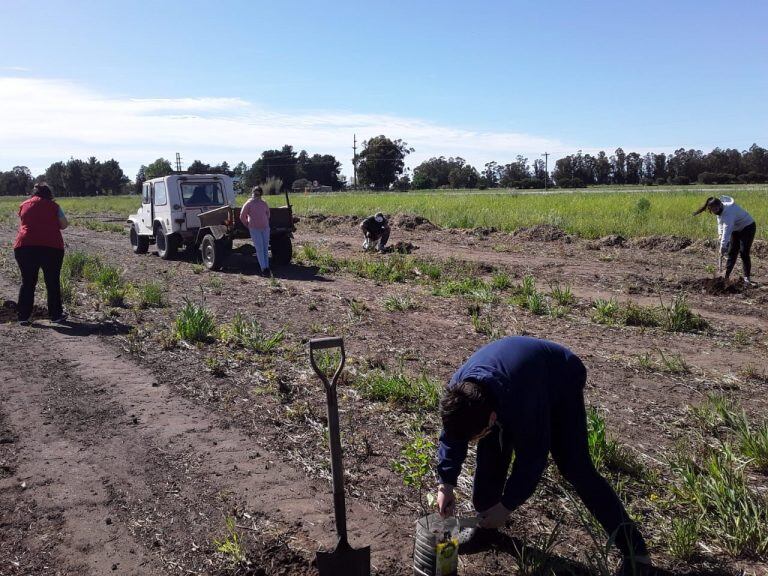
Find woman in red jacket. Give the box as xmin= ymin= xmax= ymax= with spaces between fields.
xmin=13 ymin=182 xmax=69 ymax=325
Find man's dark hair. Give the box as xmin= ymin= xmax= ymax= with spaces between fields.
xmin=440 ymin=380 xmax=494 ymax=442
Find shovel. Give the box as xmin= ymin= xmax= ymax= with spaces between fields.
xmin=309 ymin=337 xmax=371 ymax=576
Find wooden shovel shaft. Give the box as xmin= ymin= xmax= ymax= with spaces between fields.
xmin=309 ymin=337 xmax=349 ymax=543
xmin=325 ymin=383 xmax=348 ymax=543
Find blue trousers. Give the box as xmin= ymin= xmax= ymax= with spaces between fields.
xmin=472 ymin=386 xmax=648 ymax=559
xmin=249 ymin=227 xmax=270 ymax=271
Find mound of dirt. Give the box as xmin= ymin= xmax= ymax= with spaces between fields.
xmin=753 ymin=240 xmax=768 ymax=258
xmin=633 ymin=235 xmax=692 ymax=252
xmin=391 ymin=241 xmax=418 ymax=254
xmin=392 ymin=213 xmax=437 ymax=231
xmin=471 ymin=227 xmax=498 ymax=237
xmin=513 ymin=224 xmax=571 ymax=243
xmin=600 ymin=234 xmax=627 ymax=247
xmin=302 ymin=213 xmax=359 ymax=228
xmin=680 ymin=277 xmax=745 ymax=295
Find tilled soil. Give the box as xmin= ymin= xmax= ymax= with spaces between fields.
xmin=1 ymin=215 xmax=766 ymax=576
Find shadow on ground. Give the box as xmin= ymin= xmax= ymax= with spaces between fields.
xmin=459 ymin=531 xmax=733 ymax=576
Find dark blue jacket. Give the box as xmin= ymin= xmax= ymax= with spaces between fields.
xmin=437 ymin=336 xmax=586 ymax=510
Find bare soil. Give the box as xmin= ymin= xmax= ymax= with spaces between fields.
xmin=1 ymin=215 xmax=766 ymax=576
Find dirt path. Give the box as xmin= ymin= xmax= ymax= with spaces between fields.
xmin=1 ymin=216 xmax=767 ymax=575
xmin=0 ymin=294 xmax=409 ymax=575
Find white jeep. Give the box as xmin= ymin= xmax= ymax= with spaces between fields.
xmin=127 ymin=174 xmax=295 ymax=269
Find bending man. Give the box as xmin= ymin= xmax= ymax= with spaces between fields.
xmin=436 ymin=336 xmax=650 ymax=573
xmin=359 ymin=212 xmax=390 ymax=252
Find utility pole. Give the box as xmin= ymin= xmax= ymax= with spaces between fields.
xmin=175 ymin=152 xmax=183 ymax=173
xmin=542 ymin=152 xmax=549 ymax=191
xmin=352 ymin=134 xmax=358 ymax=190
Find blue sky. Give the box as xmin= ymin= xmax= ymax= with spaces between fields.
xmin=1 ymin=0 xmax=766 ymax=181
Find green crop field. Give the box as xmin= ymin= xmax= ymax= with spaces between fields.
xmin=1 ymin=184 xmax=765 ymax=240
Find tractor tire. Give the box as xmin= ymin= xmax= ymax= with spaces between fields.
xmin=130 ymin=224 xmax=149 ymax=254
xmin=270 ymin=236 xmax=292 ymax=265
xmin=155 ymin=225 xmax=178 ymax=260
xmin=201 ymin=234 xmax=228 ymax=271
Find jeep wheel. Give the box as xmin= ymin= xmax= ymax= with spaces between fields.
xmin=130 ymin=225 xmax=149 ymax=254
xmin=155 ymin=225 xmax=177 ymax=260
xmin=270 ymin=236 xmax=292 ymax=265
xmin=201 ymin=234 xmax=228 ymax=271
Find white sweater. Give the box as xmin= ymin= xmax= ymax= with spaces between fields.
xmin=717 ymin=196 xmax=755 ymax=252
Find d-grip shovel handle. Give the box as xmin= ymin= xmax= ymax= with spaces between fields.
xmin=308 ymin=337 xmax=350 ymax=544
xmin=309 ymin=337 xmax=346 ymax=391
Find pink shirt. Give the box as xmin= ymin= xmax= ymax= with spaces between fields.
xmin=240 ymin=197 xmax=270 ymax=230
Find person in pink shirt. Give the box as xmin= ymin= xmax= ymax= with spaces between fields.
xmin=240 ymin=185 xmax=271 ymax=274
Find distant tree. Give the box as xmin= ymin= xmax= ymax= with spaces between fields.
xmin=592 ymin=151 xmax=610 ymax=185
xmin=357 ymin=135 xmax=413 ymax=189
xmin=611 ymin=148 xmax=627 ymax=184
xmin=63 ymin=159 xmax=85 ymax=197
xmin=448 ymin=161 xmax=479 ymax=189
xmin=81 ymin=156 xmax=101 ymax=195
xmin=144 ymin=158 xmax=174 ymax=180
xmin=0 ymin=166 xmax=34 ymax=196
xmin=188 ymin=160 xmax=212 ymax=174
xmin=99 ymin=159 xmax=128 ymax=195
xmin=480 ymin=161 xmax=501 ymax=188
xmin=412 ymin=156 xmax=476 ymax=189
xmin=134 ymin=165 xmax=147 ymax=194
xmin=246 ymin=145 xmax=298 ymax=189
xmin=625 ymin=152 xmax=642 ymax=185
xmin=296 ymin=151 xmax=342 ymax=189
xmin=44 ymin=162 xmax=67 ymax=196
xmin=499 ymin=156 xmax=531 ymax=187
xmin=652 ymin=153 xmax=667 ymax=182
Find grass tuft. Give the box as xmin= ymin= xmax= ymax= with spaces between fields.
xmin=355 ymin=370 xmax=440 ymax=410
xmin=175 ymin=300 xmax=217 ymax=343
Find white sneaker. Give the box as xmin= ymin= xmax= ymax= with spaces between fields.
xmin=744 ymin=277 xmax=756 ymax=287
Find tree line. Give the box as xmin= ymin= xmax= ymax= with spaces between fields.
xmin=0 ymin=158 xmax=129 ymax=197
xmin=2 ymin=140 xmax=767 ymax=197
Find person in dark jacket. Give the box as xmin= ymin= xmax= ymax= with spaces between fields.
xmin=13 ymin=183 xmax=69 ymax=325
xmin=436 ymin=336 xmax=650 ymax=573
xmin=359 ymin=212 xmax=390 ymax=252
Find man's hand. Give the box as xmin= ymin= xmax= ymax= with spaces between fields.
xmin=436 ymin=484 xmax=456 ymax=517
xmin=478 ymin=502 xmax=511 ymax=529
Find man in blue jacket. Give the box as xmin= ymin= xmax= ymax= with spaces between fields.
xmin=436 ymin=336 xmax=650 ymax=573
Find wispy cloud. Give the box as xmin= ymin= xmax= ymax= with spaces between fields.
xmin=0 ymin=76 xmax=571 ymax=178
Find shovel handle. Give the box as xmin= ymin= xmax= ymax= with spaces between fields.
xmin=309 ymin=337 xmax=346 ymax=392
xmin=308 ymin=336 xmax=349 ymax=544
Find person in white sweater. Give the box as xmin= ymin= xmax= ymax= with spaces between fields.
xmin=694 ymin=196 xmax=757 ymax=286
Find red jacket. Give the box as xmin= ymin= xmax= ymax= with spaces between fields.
xmin=13 ymin=196 xmax=65 ymax=250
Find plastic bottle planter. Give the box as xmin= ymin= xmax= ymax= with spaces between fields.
xmin=413 ymin=514 xmax=459 ymax=576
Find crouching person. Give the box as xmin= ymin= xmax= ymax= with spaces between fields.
xmin=359 ymin=212 xmax=390 ymax=252
xmin=436 ymin=336 xmax=651 ymax=575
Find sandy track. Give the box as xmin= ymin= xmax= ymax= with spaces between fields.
xmin=0 ymin=293 xmax=408 ymax=575
xmin=1 ymin=217 xmax=767 ymax=575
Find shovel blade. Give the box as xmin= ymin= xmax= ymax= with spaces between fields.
xmin=316 ymin=545 xmax=371 ymax=576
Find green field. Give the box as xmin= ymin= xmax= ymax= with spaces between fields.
xmin=1 ymin=184 xmax=765 ymax=240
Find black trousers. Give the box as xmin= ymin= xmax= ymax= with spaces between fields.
xmin=364 ymin=227 xmax=390 ymax=249
xmin=725 ymin=222 xmax=756 ymax=278
xmin=472 ymin=386 xmax=648 ymax=559
xmin=14 ymin=246 xmax=65 ymax=321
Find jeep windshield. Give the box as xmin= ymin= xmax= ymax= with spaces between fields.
xmin=181 ymin=182 xmax=226 ymax=207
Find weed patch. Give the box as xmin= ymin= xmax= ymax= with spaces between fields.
xmin=175 ymin=300 xmax=217 ymax=343
xmin=355 ymin=370 xmax=440 ymax=410
xmin=225 ymin=313 xmax=284 ymax=353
